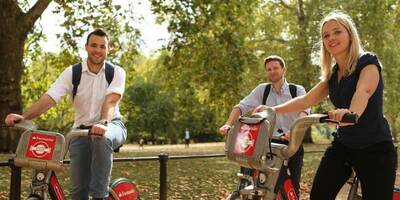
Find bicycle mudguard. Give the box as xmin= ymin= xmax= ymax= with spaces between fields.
xmin=14 ymin=130 xmax=65 ymax=171
xmin=108 ymin=178 xmax=139 ymax=200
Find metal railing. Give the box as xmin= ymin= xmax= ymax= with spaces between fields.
xmin=0 ymin=153 xmax=226 ymax=200
xmin=0 ymin=150 xmax=325 ymax=200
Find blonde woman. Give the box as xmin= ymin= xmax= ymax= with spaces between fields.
xmin=255 ymin=11 xmax=395 ymax=199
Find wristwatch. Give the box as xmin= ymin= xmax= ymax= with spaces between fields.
xmin=99 ymin=120 xmax=108 ymax=126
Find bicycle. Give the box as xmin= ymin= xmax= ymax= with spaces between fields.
xmin=8 ymin=120 xmax=139 ymax=200
xmin=224 ymin=108 xmax=358 ymax=200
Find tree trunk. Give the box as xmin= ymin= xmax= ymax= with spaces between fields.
xmin=0 ymin=0 xmax=51 ymax=152
xmin=295 ymin=0 xmax=314 ymax=90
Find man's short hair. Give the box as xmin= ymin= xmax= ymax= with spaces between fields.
xmin=263 ymin=55 xmax=285 ymax=69
xmin=86 ymin=29 xmax=110 ymax=45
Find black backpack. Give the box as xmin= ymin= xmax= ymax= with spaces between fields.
xmin=262 ymin=83 xmax=297 ymax=105
xmin=72 ymin=62 xmax=114 ymax=100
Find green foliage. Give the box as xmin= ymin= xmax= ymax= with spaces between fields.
xmin=21 ymin=51 xmax=80 ymax=133
xmin=53 ymin=0 xmax=140 ymax=62
xmin=150 ymin=0 xmax=261 ymax=130
xmin=17 ymin=0 xmax=400 ymax=142
xmin=148 ymin=0 xmax=400 ymax=142
xmin=19 ymin=0 xmax=141 ymax=134
xmin=381 ymin=1 xmax=400 ymax=140
xmin=124 ymin=77 xmax=176 ymax=143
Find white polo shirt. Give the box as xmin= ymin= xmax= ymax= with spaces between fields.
xmin=46 ymin=60 xmax=126 ymax=127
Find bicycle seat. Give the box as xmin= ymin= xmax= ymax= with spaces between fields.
xmin=114 ymin=144 xmax=123 ymax=153
xmin=14 ymin=130 xmax=65 ymax=171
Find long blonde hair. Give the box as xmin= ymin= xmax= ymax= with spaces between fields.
xmin=319 ymin=11 xmax=364 ymax=81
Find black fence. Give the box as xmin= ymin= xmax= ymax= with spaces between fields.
xmin=0 ymin=153 xmax=226 ymax=200
xmin=0 ymin=150 xmax=329 ymax=200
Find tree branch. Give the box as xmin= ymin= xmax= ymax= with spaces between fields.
xmin=21 ymin=0 xmax=52 ymax=35
xmin=251 ymin=37 xmax=289 ymax=44
xmin=279 ymin=0 xmax=297 ymax=15
xmin=297 ymin=0 xmax=305 ymax=22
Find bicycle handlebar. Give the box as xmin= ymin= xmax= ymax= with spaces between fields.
xmin=319 ymin=113 xmax=359 ymax=124
xmin=63 ymin=128 xmax=105 ymax=158
xmin=281 ymin=112 xmax=358 ymax=159
xmin=10 ymin=120 xmax=37 ymax=130
xmin=7 ymin=120 xmax=104 ymax=160
xmin=249 ymin=110 xmax=357 ymax=159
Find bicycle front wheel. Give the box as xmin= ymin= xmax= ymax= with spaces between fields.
xmin=225 ymin=191 xmax=241 ymax=200
xmin=27 ymin=195 xmax=42 ymax=200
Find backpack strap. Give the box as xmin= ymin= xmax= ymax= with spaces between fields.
xmin=72 ymin=63 xmax=82 ymax=101
xmin=262 ymin=83 xmax=271 ymax=105
xmin=288 ymin=84 xmax=297 ymax=98
xmin=72 ymin=62 xmax=115 ymax=101
xmin=105 ymin=62 xmax=114 ymax=85
xmin=263 ymin=83 xmax=297 ymax=105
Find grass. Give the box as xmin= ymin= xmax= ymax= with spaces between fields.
xmin=0 ymin=142 xmax=329 ymax=200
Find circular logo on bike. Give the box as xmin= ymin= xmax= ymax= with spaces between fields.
xmin=235 ymin=124 xmax=255 ymax=153
xmin=29 ymin=141 xmax=51 ymax=158
xmin=26 ymin=133 xmax=57 ymax=160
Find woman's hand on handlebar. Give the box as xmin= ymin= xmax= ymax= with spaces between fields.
xmin=219 ymin=124 xmax=231 ymax=136
xmin=4 ymin=113 xmax=24 ymax=126
xmin=328 ymin=108 xmax=356 ymax=126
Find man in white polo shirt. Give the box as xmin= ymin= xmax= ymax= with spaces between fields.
xmin=5 ymin=29 xmax=126 ymax=200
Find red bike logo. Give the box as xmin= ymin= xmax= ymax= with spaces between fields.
xmin=283 ymin=179 xmax=298 ymax=200
xmin=26 ymin=133 xmax=56 ymax=160
xmin=234 ymin=123 xmax=261 ymax=156
xmin=109 ymin=181 xmax=139 ymax=200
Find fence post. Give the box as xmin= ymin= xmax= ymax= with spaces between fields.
xmin=9 ymin=159 xmax=21 ymax=200
xmin=159 ymin=153 xmax=169 ymax=200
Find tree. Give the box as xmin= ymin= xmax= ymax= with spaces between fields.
xmin=0 ymin=0 xmax=140 ymax=152
xmin=149 ymin=0 xmax=400 ymax=143
xmin=21 ymin=51 xmax=79 ymax=133
xmin=125 ymin=78 xmax=176 ymax=143
xmin=0 ymin=0 xmax=52 ymax=152
xmin=381 ymin=1 xmax=400 ymax=142
xmin=150 ymin=0 xmax=261 ymax=136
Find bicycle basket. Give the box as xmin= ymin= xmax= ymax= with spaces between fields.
xmin=14 ymin=130 xmax=65 ymax=171
xmin=225 ymin=112 xmax=275 ymax=171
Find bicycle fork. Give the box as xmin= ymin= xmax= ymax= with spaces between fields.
xmin=29 ymin=169 xmax=65 ymax=200
xmin=347 ymin=174 xmax=360 ymax=200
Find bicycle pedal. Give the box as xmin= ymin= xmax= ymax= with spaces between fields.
xmin=237 ymin=173 xmax=252 ymax=179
